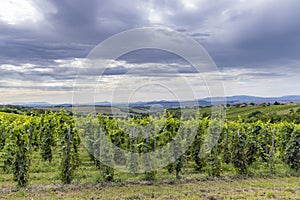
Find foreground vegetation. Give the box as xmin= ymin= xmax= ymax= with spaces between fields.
xmin=1 ymin=176 xmax=300 ymax=199
xmin=0 ymin=104 xmax=300 ymax=199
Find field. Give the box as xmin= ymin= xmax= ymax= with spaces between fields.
xmin=1 ymin=146 xmax=299 ymax=199
xmin=225 ymin=104 xmax=300 ymax=119
xmin=1 ymin=145 xmax=300 ymax=200
xmin=1 ymin=104 xmax=300 ymax=199
xmin=1 ymin=176 xmax=300 ymax=199
xmin=40 ymin=104 xmax=300 ymax=119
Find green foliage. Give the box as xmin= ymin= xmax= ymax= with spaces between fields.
xmin=207 ymin=148 xmax=222 ymax=177
xmin=231 ymin=130 xmax=248 ymax=174
xmin=205 ymin=120 xmax=223 ymax=176
xmin=98 ymin=115 xmax=115 ymax=181
xmin=3 ymin=119 xmax=31 ymax=187
xmin=276 ymin=122 xmax=294 ymax=158
xmin=1 ymin=106 xmax=300 ymax=187
xmin=28 ymin=114 xmax=41 ymax=151
xmin=57 ymin=110 xmax=80 ymax=184
xmin=101 ymin=164 xmax=114 ymax=181
xmin=169 ymin=120 xmax=184 ymax=178
xmin=191 ymin=118 xmax=208 ymax=171
xmin=222 ymin=129 xmax=231 ymax=164
xmin=0 ymin=129 xmax=5 ymax=151
xmin=245 ymin=127 xmax=259 ymax=166
xmin=39 ymin=112 xmax=56 ymax=162
xmin=283 ymin=129 xmax=300 ymax=171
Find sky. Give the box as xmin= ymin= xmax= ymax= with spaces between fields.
xmin=0 ymin=0 xmax=300 ymax=104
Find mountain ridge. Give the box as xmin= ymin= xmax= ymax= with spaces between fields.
xmin=5 ymin=95 xmax=300 ymax=108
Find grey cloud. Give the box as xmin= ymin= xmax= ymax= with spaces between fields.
xmin=137 ymin=0 xmax=300 ymax=68
xmin=221 ymin=71 xmax=287 ymax=82
xmin=41 ymin=0 xmax=150 ymax=43
xmin=118 ymin=49 xmax=190 ymax=64
xmin=0 ymin=0 xmax=148 ymax=65
xmin=0 ymin=37 xmax=93 ymax=65
xmin=240 ymin=72 xmax=285 ymax=78
xmin=2 ymin=0 xmax=299 ymax=69
xmin=0 ymin=84 xmax=73 ymax=91
xmin=189 ymin=32 xmax=211 ymax=38
xmin=203 ymin=0 xmax=300 ymax=67
xmin=0 ymin=63 xmax=77 ymax=82
xmin=103 ymin=66 xmax=128 ymax=75
xmin=1 ymin=0 xmax=300 ymax=103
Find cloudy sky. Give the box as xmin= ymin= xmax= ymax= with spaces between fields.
xmin=1 ymin=0 xmax=300 ymax=104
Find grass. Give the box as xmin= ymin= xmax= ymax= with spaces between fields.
xmin=1 ymin=176 xmax=300 ymax=199
xmin=225 ymin=104 xmax=300 ymax=120
xmin=40 ymin=104 xmax=300 ymax=121
xmin=2 ymin=105 xmax=300 ymax=199
xmin=1 ymin=146 xmax=299 ymax=199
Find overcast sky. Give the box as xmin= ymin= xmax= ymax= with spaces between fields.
xmin=1 ymin=0 xmax=300 ymax=104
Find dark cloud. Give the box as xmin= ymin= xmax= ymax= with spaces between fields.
xmin=221 ymin=71 xmax=287 ymax=82
xmin=40 ymin=0 xmax=150 ymax=43
xmin=202 ymin=0 xmax=300 ymax=67
xmin=0 ymin=0 xmax=149 ymax=65
xmin=0 ymin=84 xmax=73 ymax=91
xmin=103 ymin=66 xmax=128 ymax=75
xmin=0 ymin=39 xmax=93 ymax=65
xmin=118 ymin=49 xmax=190 ymax=64
xmin=1 ymin=0 xmax=300 ymax=103
xmin=1 ymin=0 xmax=299 ymax=68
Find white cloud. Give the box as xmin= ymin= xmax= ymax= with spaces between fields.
xmin=0 ymin=0 xmax=43 ymax=25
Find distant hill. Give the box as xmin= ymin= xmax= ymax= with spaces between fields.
xmin=4 ymin=95 xmax=300 ymax=108
xmin=229 ymin=95 xmax=300 ymax=104
xmin=10 ymin=102 xmax=53 ymax=107
xmin=97 ymin=95 xmax=300 ymax=107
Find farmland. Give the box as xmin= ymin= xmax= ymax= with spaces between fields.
xmin=0 ymin=104 xmax=300 ymax=199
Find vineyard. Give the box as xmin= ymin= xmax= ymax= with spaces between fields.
xmin=0 ymin=107 xmax=300 ymax=191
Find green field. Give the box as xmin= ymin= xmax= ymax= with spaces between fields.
xmin=1 ymin=176 xmax=300 ymax=199
xmin=225 ymin=104 xmax=300 ymax=119
xmin=1 ymin=146 xmax=300 ymax=200
xmin=39 ymin=104 xmax=300 ymax=120
xmin=1 ymin=104 xmax=300 ymax=199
